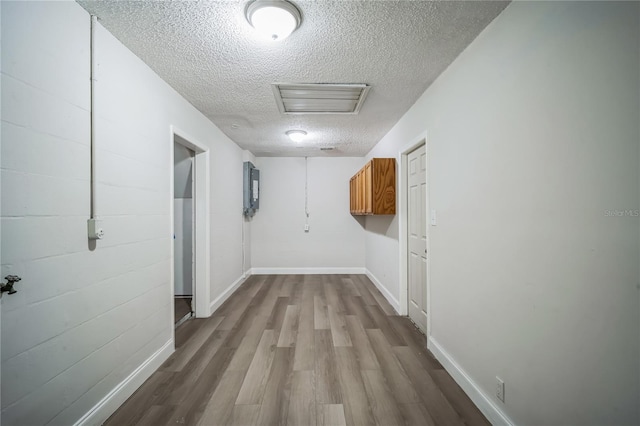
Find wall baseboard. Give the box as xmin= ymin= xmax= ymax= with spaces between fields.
xmin=74 ymin=339 xmax=173 ymax=426
xmin=209 ymin=272 xmax=251 ymax=315
xmin=428 ymin=337 xmax=515 ymax=426
xmin=250 ymin=267 xmax=366 ymax=275
xmin=364 ymin=269 xmax=400 ymax=314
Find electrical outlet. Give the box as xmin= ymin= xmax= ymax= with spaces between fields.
xmin=496 ymin=376 xmax=505 ymax=402
xmin=304 ymin=224 xmax=310 ymax=232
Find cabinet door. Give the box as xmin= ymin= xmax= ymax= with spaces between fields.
xmin=349 ymin=178 xmax=354 ymax=213
xmin=357 ymin=170 xmax=363 ymax=214
xmin=364 ymin=162 xmax=373 ymax=214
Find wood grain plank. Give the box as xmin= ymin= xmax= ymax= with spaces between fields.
xmin=163 ymin=316 xmax=224 ymax=372
xmin=225 ymin=295 xmax=263 ymax=349
xmin=334 ymin=347 xmax=375 ymax=426
xmin=218 ymin=291 xmax=254 ymax=330
xmin=227 ymin=315 xmax=269 ymax=371
xmin=164 ymin=346 xmax=236 ymax=425
xmin=314 ymin=295 xmax=330 ymax=330
xmin=164 ymin=331 xmax=231 ymax=406
xmin=345 ymin=315 xmax=379 ymax=370
xmin=277 ymin=304 xmax=301 ymax=347
xmin=393 ymin=346 xmax=464 ymax=425
xmin=256 ymin=347 xmax=295 ymax=426
xmin=287 ymin=370 xmax=316 ymax=426
xmin=359 ymin=275 xmax=396 ymax=316
xmin=361 ymin=369 xmax=405 ymax=426
xmin=323 ymin=278 xmax=346 ymax=314
xmin=173 ymin=317 xmax=204 ymax=349
xmin=388 ymin=316 xmax=443 ymax=371
xmin=293 ymin=292 xmax=315 ymax=371
xmin=266 ymin=296 xmax=290 ymax=332
xmin=230 ymin=405 xmax=260 ymax=426
xmin=366 ymin=304 xmax=406 ymax=347
xmin=235 ymin=330 xmax=278 ymax=405
xmin=317 ymin=404 xmax=347 ymax=426
xmin=328 ymin=305 xmax=352 ymax=347
xmin=315 ymin=330 xmax=342 ymax=404
xmin=197 ymin=370 xmax=246 ymax=426
xmin=350 ymin=275 xmax=378 ymax=306
xmin=341 ymin=277 xmax=361 ymax=297
xmin=431 ymin=369 xmax=491 ymax=426
xmin=104 ymin=371 xmax=176 ymax=426
xmin=366 ymin=329 xmax=420 ymax=404
xmin=344 ymin=296 xmax=376 ymax=329
xmin=256 ymin=275 xmax=284 ymax=317
xmin=136 ymin=405 xmax=177 ymax=426
xmin=399 ymin=402 xmax=436 ymax=426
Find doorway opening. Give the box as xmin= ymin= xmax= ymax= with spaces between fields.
xmin=171 ymin=127 xmax=211 ymax=333
xmin=399 ymin=136 xmax=429 ymax=336
xmin=173 ymin=142 xmax=194 ymax=326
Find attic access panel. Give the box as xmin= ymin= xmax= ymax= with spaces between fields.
xmin=272 ymin=83 xmax=370 ymax=114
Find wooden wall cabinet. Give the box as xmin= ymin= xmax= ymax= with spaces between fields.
xmin=349 ymin=158 xmax=396 ymax=215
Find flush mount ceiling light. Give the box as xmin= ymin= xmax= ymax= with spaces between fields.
xmin=245 ymin=0 xmax=302 ymax=41
xmin=286 ymin=130 xmax=307 ymax=142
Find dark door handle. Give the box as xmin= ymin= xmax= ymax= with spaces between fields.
xmin=1 ymin=275 xmax=21 ymax=295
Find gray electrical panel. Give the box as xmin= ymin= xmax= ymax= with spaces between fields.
xmin=243 ymin=161 xmax=260 ymax=217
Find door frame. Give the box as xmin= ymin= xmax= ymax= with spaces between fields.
xmin=398 ymin=131 xmax=430 ymax=337
xmin=170 ymin=126 xmax=210 ymax=329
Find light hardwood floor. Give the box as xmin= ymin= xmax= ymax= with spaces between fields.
xmin=105 ymin=275 xmax=489 ymax=426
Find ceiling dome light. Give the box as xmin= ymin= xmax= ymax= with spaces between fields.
xmin=286 ymin=130 xmax=307 ymax=142
xmin=246 ymin=0 xmax=302 ymax=41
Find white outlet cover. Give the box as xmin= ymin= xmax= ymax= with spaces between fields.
xmin=496 ymin=376 xmax=505 ymax=402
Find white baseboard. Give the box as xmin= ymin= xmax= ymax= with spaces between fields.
xmin=250 ymin=267 xmax=366 ymax=275
xmin=428 ymin=337 xmax=515 ymax=426
xmin=209 ymin=272 xmax=250 ymax=315
xmin=364 ymin=269 xmax=400 ymax=314
xmin=74 ymin=339 xmax=173 ymax=426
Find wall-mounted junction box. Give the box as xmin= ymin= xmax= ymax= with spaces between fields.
xmin=87 ymin=218 xmax=104 ymax=240
xmin=243 ymin=161 xmax=260 ymax=217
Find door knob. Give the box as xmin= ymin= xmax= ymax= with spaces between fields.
xmin=1 ymin=275 xmax=21 ymax=295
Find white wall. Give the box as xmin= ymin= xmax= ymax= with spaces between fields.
xmin=365 ymin=1 xmax=639 ymax=425
xmin=0 ymin=2 xmax=246 ymax=424
xmin=251 ymin=157 xmax=365 ymax=272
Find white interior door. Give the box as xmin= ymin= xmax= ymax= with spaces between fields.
xmin=408 ymin=144 xmax=428 ymax=333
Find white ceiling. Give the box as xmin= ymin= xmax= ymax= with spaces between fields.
xmin=78 ymin=0 xmax=509 ymax=157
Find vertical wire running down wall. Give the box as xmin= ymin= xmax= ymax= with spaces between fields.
xmin=90 ymin=15 xmax=97 ymax=219
xmin=305 ymin=157 xmax=310 ymax=228
xmin=241 ymin=213 xmax=245 ymax=276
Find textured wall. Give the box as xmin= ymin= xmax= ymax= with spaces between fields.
xmin=365 ymin=1 xmax=639 ymax=424
xmin=0 ymin=2 xmax=245 ymax=424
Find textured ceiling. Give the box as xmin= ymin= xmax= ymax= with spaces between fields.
xmin=78 ymin=0 xmax=509 ymax=157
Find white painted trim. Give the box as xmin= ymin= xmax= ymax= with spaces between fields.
xmin=170 ymin=126 xmax=211 ymax=319
xmin=250 ymin=267 xmax=366 ymax=275
xmin=74 ymin=339 xmax=173 ymax=426
xmin=364 ymin=269 xmax=400 ymax=314
xmin=209 ymin=273 xmax=251 ymax=315
xmin=428 ymin=337 xmax=515 ymax=426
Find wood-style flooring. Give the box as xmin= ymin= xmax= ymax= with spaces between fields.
xmin=175 ymin=297 xmax=193 ymax=325
xmin=106 ymin=275 xmax=489 ymax=426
